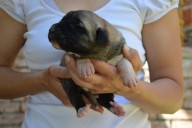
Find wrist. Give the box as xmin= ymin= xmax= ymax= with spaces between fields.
xmin=24 ymin=71 xmax=47 ymax=95
xmin=34 ymin=70 xmax=51 ymax=92
xmin=117 ymin=81 xmax=144 ymax=101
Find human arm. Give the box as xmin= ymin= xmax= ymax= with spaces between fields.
xmin=65 ymin=9 xmax=184 ymax=114
xmin=0 ymin=9 xmax=71 ymax=105
xmin=135 ymin=9 xmax=184 ymax=113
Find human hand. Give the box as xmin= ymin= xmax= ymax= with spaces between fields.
xmin=65 ymin=44 xmax=142 ymax=94
xmin=41 ymin=65 xmax=72 ymax=106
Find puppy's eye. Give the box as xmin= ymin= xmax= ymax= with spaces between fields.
xmin=70 ymin=21 xmax=84 ymax=28
xmin=78 ymin=22 xmax=84 ymax=27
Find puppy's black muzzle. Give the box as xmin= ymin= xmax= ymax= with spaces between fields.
xmin=48 ymin=24 xmax=57 ymax=42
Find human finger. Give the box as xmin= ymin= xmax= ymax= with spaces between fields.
xmin=52 ymin=84 xmax=71 ymax=106
xmin=91 ymin=59 xmax=118 ymax=77
xmin=47 ymin=80 xmax=72 ymax=106
xmin=48 ymin=65 xmax=70 ymax=78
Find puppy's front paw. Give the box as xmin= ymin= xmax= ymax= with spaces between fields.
xmin=77 ymin=59 xmax=95 ymax=78
xmin=117 ymin=58 xmax=137 ymax=88
xmin=122 ymin=72 xmax=137 ymax=88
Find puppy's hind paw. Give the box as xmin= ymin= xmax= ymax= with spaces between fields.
xmin=109 ymin=101 xmax=125 ymax=116
xmin=77 ymin=105 xmax=90 ymax=118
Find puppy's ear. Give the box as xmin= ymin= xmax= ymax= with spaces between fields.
xmin=95 ymin=28 xmax=108 ymax=44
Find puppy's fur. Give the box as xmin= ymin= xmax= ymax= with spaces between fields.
xmin=48 ymin=10 xmax=137 ymax=117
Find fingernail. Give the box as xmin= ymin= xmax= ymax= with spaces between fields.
xmin=65 ymin=55 xmax=70 ymax=63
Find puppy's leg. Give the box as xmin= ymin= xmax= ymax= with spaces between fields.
xmin=117 ymin=57 xmax=137 ymax=88
xmin=61 ymin=79 xmax=89 ymax=118
xmin=76 ymin=59 xmax=95 ymax=78
xmin=82 ymin=90 xmax=104 ymax=113
xmin=97 ymin=94 xmax=125 ymax=116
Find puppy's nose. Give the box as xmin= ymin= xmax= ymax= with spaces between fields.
xmin=48 ymin=32 xmax=55 ymax=42
xmin=48 ymin=24 xmax=57 ymax=41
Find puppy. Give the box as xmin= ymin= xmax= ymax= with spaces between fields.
xmin=48 ymin=10 xmax=137 ymax=118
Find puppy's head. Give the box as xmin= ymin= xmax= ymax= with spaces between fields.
xmin=48 ymin=10 xmax=109 ymax=57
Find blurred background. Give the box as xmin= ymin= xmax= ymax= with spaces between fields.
xmin=0 ymin=1 xmax=192 ymax=128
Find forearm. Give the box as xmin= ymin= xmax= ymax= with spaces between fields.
xmin=120 ymin=78 xmax=184 ymax=114
xmin=0 ymin=66 xmax=45 ymax=99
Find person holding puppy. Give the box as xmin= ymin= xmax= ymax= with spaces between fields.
xmin=0 ymin=0 xmax=183 ymax=128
